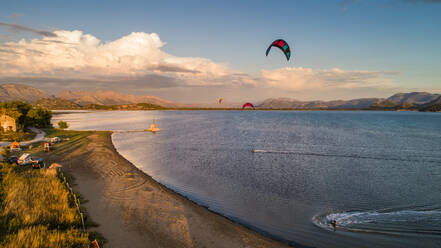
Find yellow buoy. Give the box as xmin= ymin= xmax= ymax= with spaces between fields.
xmin=147 ymin=122 xmax=160 ymax=133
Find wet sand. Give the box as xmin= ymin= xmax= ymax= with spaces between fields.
xmin=42 ymin=131 xmax=291 ymax=248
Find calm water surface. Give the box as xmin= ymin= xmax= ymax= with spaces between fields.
xmin=53 ymin=110 xmax=441 ymax=248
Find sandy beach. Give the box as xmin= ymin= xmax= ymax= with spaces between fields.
xmin=40 ymin=131 xmax=291 ymax=248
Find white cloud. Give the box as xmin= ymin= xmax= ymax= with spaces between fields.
xmin=260 ymin=67 xmax=394 ymax=90
xmin=0 ymin=29 xmax=248 ymax=87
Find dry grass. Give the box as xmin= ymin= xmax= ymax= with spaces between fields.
xmin=0 ymin=164 xmax=89 ymax=247
xmin=3 ymin=225 xmax=88 ymax=248
xmin=2 ymin=166 xmax=79 ymax=230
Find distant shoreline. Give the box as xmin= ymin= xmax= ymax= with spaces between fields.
xmin=51 ymin=108 xmax=431 ymax=112
xmin=1 ymin=83 xmax=440 ymax=111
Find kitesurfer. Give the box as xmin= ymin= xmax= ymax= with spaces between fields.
xmin=331 ymin=219 xmax=337 ymax=231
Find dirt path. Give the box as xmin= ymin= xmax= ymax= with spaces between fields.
xmin=41 ymin=131 xmax=291 ymax=248
xmin=0 ymin=127 xmax=46 ymax=160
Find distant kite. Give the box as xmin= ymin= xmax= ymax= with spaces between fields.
xmin=242 ymin=102 xmax=255 ymax=110
xmin=218 ymin=98 xmax=224 ymax=104
xmin=266 ymin=39 xmax=291 ymax=61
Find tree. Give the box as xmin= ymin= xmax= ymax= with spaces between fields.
xmin=0 ymin=101 xmax=31 ymax=128
xmin=58 ymin=121 xmax=69 ymax=129
xmin=26 ymin=107 xmax=52 ymax=128
xmin=1 ymin=107 xmax=22 ymax=121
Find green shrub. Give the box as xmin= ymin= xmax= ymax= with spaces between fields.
xmin=0 ymin=101 xmax=31 ymax=128
xmin=26 ymin=107 xmax=52 ymax=128
xmin=1 ymin=146 xmax=9 ymax=157
xmin=58 ymin=121 xmax=69 ymax=129
xmin=2 ymin=130 xmax=36 ymax=142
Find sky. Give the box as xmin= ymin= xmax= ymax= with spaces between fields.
xmin=0 ymin=0 xmax=440 ymax=103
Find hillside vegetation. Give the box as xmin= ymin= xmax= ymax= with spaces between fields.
xmin=84 ymin=102 xmax=166 ymax=110
xmin=369 ymin=100 xmax=416 ymax=110
xmin=34 ymin=98 xmax=82 ymax=110
xmin=418 ymin=96 xmax=441 ymax=112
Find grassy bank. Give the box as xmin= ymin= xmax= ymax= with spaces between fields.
xmin=0 ymin=128 xmax=105 ymax=247
xmin=0 ymin=164 xmax=89 ymax=247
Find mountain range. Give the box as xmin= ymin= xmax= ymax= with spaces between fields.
xmin=56 ymin=90 xmax=181 ymax=108
xmin=0 ymin=84 xmax=50 ymax=103
xmin=255 ymin=98 xmax=383 ymax=109
xmin=387 ymin=92 xmax=440 ymax=105
xmin=255 ymin=92 xmax=440 ymax=109
xmin=0 ymin=84 xmax=180 ymax=108
xmin=0 ymin=83 xmax=440 ymax=111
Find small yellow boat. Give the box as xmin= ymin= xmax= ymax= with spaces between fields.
xmin=147 ymin=121 xmax=160 ymax=133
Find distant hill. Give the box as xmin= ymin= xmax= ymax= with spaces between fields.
xmin=256 ymin=98 xmax=382 ymax=109
xmin=256 ymin=98 xmax=305 ymax=109
xmin=33 ymin=98 xmax=82 ymax=110
xmin=0 ymin=84 xmax=51 ymax=103
xmin=84 ymin=103 xmax=166 ymax=110
xmin=256 ymin=92 xmax=441 ymax=110
xmin=418 ymin=96 xmax=441 ymax=112
xmin=387 ymin=92 xmax=441 ymax=105
xmin=370 ymin=100 xmax=416 ymax=110
xmin=56 ymin=90 xmax=180 ymax=107
xmin=0 ymin=84 xmax=180 ymax=108
xmin=370 ymin=93 xmax=441 ymax=111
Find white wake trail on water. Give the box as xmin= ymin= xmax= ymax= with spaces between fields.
xmin=312 ymin=207 xmax=441 ymax=236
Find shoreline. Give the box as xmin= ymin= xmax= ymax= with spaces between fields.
xmin=110 ymin=132 xmax=309 ymax=248
xmin=52 ymin=108 xmax=431 ymax=112
xmin=41 ymin=130 xmax=292 ymax=248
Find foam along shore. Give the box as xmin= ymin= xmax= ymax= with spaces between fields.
xmin=39 ymin=130 xmax=291 ymax=248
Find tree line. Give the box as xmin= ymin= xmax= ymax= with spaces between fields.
xmin=0 ymin=101 xmax=52 ymax=130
